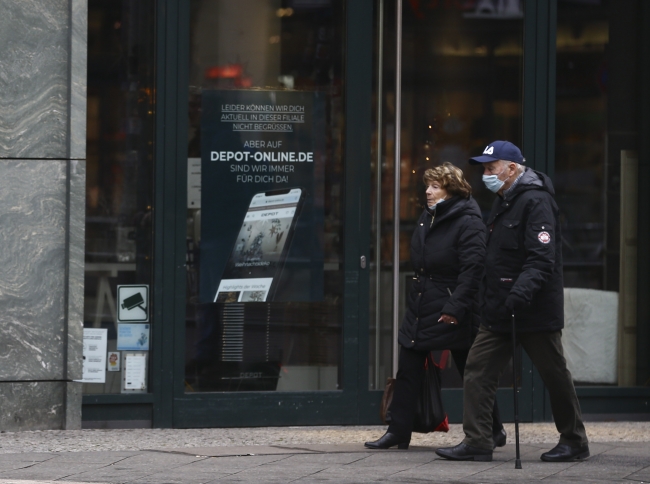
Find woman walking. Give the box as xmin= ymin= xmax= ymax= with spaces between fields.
xmin=365 ymin=162 xmax=505 ymax=450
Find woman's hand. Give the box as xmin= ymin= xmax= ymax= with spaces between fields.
xmin=438 ymin=313 xmax=458 ymax=325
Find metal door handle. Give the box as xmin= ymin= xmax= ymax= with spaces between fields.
xmin=360 ymin=255 xmax=367 ymax=269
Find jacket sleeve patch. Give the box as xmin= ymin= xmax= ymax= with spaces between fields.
xmin=537 ymin=231 xmax=551 ymax=244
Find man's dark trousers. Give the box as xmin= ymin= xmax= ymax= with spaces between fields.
xmin=388 ymin=346 xmax=502 ymax=439
xmin=462 ymin=325 xmax=588 ymax=451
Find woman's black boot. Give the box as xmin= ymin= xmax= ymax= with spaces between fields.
xmin=364 ymin=432 xmax=410 ymax=450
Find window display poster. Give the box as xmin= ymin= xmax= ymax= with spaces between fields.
xmin=117 ymin=323 xmax=150 ymax=351
xmin=80 ymin=328 xmax=108 ymax=383
xmin=200 ymin=90 xmax=325 ymax=304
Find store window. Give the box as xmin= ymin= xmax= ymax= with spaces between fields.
xmin=370 ymin=0 xmax=524 ymax=389
xmin=555 ymin=0 xmax=640 ymax=386
xmin=83 ymin=0 xmax=156 ymax=394
xmin=184 ymin=0 xmax=345 ymax=392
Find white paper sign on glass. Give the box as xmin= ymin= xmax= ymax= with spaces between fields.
xmin=80 ymin=328 xmax=108 ymax=383
xmin=124 ymin=353 xmax=147 ymax=391
xmin=117 ymin=323 xmax=150 ymax=351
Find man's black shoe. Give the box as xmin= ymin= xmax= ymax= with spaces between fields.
xmin=435 ymin=443 xmax=493 ymax=462
xmin=541 ymin=443 xmax=590 ymax=462
xmin=492 ymin=428 xmax=507 ymax=449
xmin=364 ymin=432 xmax=410 ymax=450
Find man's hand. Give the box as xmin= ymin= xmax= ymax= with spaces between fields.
xmin=505 ymin=293 xmax=527 ymax=312
xmin=438 ymin=313 xmax=458 ymax=325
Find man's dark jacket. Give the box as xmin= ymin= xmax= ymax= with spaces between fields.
xmin=481 ymin=168 xmax=564 ymax=333
xmin=399 ymin=195 xmax=487 ymax=351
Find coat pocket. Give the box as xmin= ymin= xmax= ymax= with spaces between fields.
xmin=499 ymin=219 xmax=520 ymax=250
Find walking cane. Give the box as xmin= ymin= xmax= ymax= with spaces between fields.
xmin=511 ymin=311 xmax=522 ymax=469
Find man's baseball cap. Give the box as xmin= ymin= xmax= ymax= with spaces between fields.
xmin=469 ymin=140 xmax=525 ymax=165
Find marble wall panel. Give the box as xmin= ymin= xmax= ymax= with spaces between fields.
xmin=0 ymin=1 xmax=87 ymax=431
xmin=69 ymin=0 xmax=87 ymax=159
xmin=65 ymin=381 xmax=82 ymax=430
xmin=0 ymin=382 xmax=65 ymax=431
xmin=0 ymin=0 xmax=70 ymax=158
xmin=0 ymin=160 xmax=67 ymax=381
xmin=67 ymin=160 xmax=85 ymax=381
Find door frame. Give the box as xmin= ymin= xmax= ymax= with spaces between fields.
xmin=358 ymin=0 xmax=555 ymax=424
xmin=153 ymin=0 xmax=375 ymax=428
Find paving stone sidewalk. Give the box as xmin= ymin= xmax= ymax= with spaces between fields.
xmin=0 ymin=424 xmax=648 ymax=483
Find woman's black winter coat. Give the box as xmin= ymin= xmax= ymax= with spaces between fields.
xmin=398 ymin=195 xmax=487 ymax=351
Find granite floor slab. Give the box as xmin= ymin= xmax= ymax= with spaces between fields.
xmin=0 ymin=441 xmax=647 ymax=483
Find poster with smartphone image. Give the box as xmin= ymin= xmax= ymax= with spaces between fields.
xmin=200 ymin=90 xmax=325 ymax=303
xmin=215 ymin=188 xmax=304 ymax=302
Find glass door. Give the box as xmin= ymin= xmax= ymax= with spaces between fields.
xmin=169 ymin=0 xmax=373 ymax=427
xmin=369 ymin=0 xmax=530 ymax=421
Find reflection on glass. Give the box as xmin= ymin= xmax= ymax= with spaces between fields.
xmin=83 ymin=0 xmax=156 ymax=394
xmin=555 ymin=0 xmax=640 ymax=387
xmin=185 ymin=0 xmax=344 ymax=392
xmin=369 ymin=0 xmax=523 ymax=390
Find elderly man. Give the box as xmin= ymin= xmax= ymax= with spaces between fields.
xmin=435 ymin=141 xmax=589 ymax=463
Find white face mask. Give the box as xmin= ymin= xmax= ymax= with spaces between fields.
xmin=428 ymin=198 xmax=447 ymax=210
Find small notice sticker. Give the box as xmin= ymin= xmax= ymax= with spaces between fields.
xmin=538 ymin=231 xmax=551 ymax=244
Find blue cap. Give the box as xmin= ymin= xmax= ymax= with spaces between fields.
xmin=469 ymin=140 xmax=525 ymax=164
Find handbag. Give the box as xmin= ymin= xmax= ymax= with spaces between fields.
xmin=413 ymin=352 xmax=449 ymax=433
xmin=379 ymin=352 xmax=449 ymax=433
xmin=380 ymin=377 xmax=396 ymax=424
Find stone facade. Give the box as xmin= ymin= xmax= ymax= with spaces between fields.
xmin=0 ymin=0 xmax=86 ymax=431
